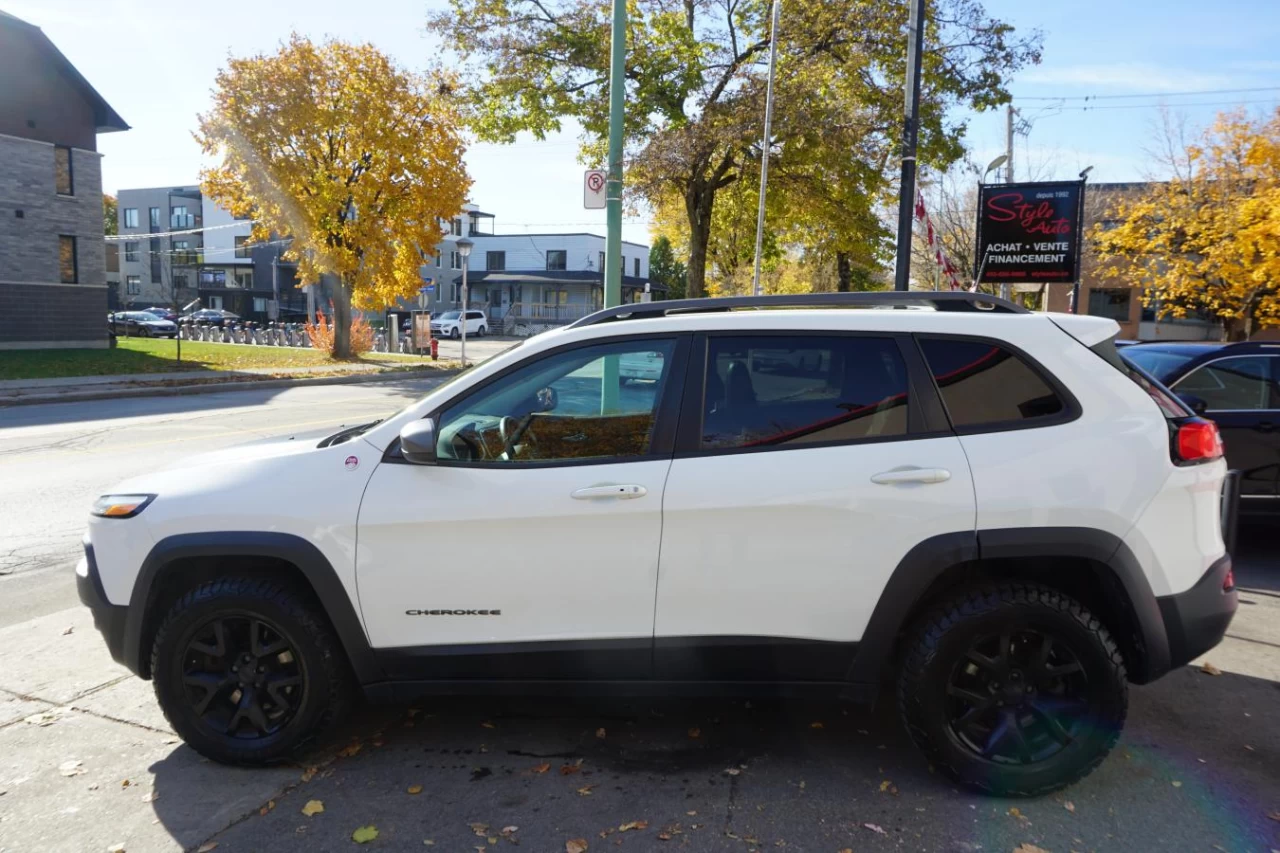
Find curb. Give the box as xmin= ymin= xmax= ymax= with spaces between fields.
xmin=0 ymin=367 xmax=461 ymax=408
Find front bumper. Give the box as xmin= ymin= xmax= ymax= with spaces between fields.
xmin=76 ymin=541 xmax=129 ymax=667
xmin=1156 ymin=554 xmax=1238 ymax=671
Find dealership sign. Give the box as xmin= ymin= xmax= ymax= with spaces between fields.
xmin=974 ymin=181 xmax=1085 ymax=284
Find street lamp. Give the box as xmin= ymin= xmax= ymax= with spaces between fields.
xmin=456 ymin=236 xmax=474 ymax=367
xmin=981 ymin=155 xmax=1008 ymax=184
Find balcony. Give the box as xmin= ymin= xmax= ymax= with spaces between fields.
xmin=170 ymin=214 xmax=200 ymax=229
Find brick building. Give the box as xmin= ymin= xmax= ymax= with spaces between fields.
xmin=0 ymin=9 xmax=128 ymax=349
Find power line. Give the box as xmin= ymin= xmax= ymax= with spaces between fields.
xmin=1016 ymin=85 xmax=1280 ymax=102
xmin=1053 ymin=97 xmax=1280 ymax=112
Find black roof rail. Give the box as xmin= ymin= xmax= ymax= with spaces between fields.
xmin=566 ymin=291 xmax=1030 ymax=329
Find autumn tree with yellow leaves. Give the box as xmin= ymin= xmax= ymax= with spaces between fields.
xmin=1094 ymin=109 xmax=1280 ymax=340
xmin=196 ymin=35 xmax=470 ymax=357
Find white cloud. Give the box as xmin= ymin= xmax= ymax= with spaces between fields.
xmin=1019 ymin=63 xmax=1239 ymax=93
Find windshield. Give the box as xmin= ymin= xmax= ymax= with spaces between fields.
xmin=135 ymin=313 xmax=162 ymax=321
xmin=438 ymin=311 xmax=460 ymax=320
xmin=1119 ymin=348 xmax=1198 ymax=382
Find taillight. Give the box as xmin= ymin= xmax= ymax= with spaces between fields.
xmin=1174 ymin=419 xmax=1224 ymax=465
xmin=1222 ymin=567 xmax=1235 ymax=592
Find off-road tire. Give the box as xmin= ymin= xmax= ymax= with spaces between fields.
xmin=898 ymin=583 xmax=1127 ymax=796
xmin=150 ymin=576 xmax=353 ymax=765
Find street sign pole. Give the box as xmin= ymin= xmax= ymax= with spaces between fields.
xmin=893 ymin=0 xmax=927 ymax=292
xmin=601 ymin=0 xmax=626 ymax=413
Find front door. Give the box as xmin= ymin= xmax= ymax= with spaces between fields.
xmin=1171 ymin=354 xmax=1280 ymax=504
xmin=356 ymin=335 xmax=688 ymax=679
xmin=654 ymin=332 xmax=976 ymax=681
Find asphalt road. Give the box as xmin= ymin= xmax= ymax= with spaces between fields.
xmin=0 ymin=381 xmax=1277 ymax=853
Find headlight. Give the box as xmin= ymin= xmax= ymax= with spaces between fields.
xmin=91 ymin=494 xmax=155 ymax=518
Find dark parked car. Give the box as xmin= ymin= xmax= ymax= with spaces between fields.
xmin=180 ymin=309 xmax=241 ymax=327
xmin=1122 ymin=341 xmax=1280 ymax=513
xmin=107 ymin=311 xmax=178 ymax=338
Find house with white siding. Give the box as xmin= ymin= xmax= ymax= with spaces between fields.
xmin=415 ymin=205 xmax=655 ymax=335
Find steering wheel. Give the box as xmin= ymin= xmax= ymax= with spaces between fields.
xmin=499 ymin=414 xmax=539 ymax=460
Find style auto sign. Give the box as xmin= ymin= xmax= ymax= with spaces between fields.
xmin=975 ymin=181 xmax=1084 ymax=283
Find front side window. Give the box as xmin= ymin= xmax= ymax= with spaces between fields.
xmin=919 ymin=337 xmax=1066 ymax=429
xmin=546 ymin=250 xmax=567 ymax=271
xmin=701 ymin=335 xmax=909 ymax=450
xmin=435 ymin=339 xmax=677 ymax=465
xmin=54 ymin=146 xmax=73 ymax=195
xmin=59 ymin=235 xmax=77 ymax=283
xmin=1173 ymin=356 xmax=1277 ymax=411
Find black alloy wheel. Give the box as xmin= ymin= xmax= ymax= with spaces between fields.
xmin=180 ymin=614 xmax=304 ymax=739
xmin=898 ymin=583 xmax=1127 ymax=796
xmin=151 ymin=576 xmax=353 ymax=765
xmin=945 ymin=627 xmax=1088 ymax=766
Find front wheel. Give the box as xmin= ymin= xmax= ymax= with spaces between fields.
xmin=138 ymin=326 xmax=151 ymax=338
xmin=897 ymin=583 xmax=1127 ymax=797
xmin=150 ymin=576 xmax=353 ymax=765
xmin=450 ymin=327 xmax=460 ymax=340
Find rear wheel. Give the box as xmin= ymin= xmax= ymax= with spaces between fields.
xmin=477 ymin=325 xmax=486 ymax=337
xmin=150 ymin=576 xmax=353 ymax=765
xmin=898 ymin=583 xmax=1127 ymax=796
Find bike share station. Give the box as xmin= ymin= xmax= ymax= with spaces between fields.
xmin=384 ymin=280 xmax=438 ymax=357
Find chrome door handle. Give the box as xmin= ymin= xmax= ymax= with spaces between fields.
xmin=870 ymin=467 xmax=952 ymax=485
xmin=571 ymin=484 xmax=648 ymax=500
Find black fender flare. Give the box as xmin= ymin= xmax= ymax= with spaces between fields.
xmin=846 ymin=527 xmax=1171 ymax=687
xmin=123 ymin=532 xmax=381 ymax=684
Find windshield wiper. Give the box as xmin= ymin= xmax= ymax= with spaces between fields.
xmin=318 ymin=419 xmax=383 ymax=447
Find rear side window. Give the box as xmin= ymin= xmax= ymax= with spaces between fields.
xmin=701 ymin=335 xmax=909 ymax=449
xmin=918 ymin=337 xmax=1065 ymax=429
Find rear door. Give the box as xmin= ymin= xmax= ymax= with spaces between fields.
xmin=1171 ymin=354 xmax=1280 ymax=503
xmin=654 ymin=332 xmax=976 ymax=681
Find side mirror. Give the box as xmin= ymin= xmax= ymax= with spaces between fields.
xmin=1177 ymin=393 xmax=1209 ymax=416
xmin=399 ymin=419 xmax=438 ymax=465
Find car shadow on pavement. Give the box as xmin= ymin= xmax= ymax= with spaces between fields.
xmin=148 ymin=666 xmax=1280 ymax=853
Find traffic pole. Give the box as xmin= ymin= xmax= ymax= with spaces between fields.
xmin=751 ymin=0 xmax=782 ymax=297
xmin=601 ymin=0 xmax=626 ymax=413
xmin=892 ymin=0 xmax=926 ymax=292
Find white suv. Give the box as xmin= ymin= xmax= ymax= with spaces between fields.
xmin=78 ymin=293 xmax=1238 ymax=795
xmin=430 ymin=309 xmax=487 ymax=339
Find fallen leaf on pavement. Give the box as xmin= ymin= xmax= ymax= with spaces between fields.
xmin=338 ymin=743 xmax=363 ymax=758
xmin=686 ymin=811 xmax=697 ymax=816
xmin=724 ymin=768 xmax=741 ymax=776
xmin=501 ymin=826 xmax=518 ymax=835
xmin=1266 ymin=811 xmax=1280 ymax=822
xmin=300 ymin=766 xmax=318 ymax=782
xmin=481 ymin=721 xmax=496 ymax=729
xmin=809 ymin=722 xmax=824 ymax=729
xmin=470 ymin=823 xmax=490 ymax=837
xmin=560 ymin=761 xmax=582 ymax=775
xmin=531 ymin=763 xmax=551 ymax=774
xmin=195 ymin=843 xmax=218 ymax=852
xmin=258 ymin=800 xmax=276 ymax=816
xmin=1063 ymin=801 xmax=1075 ymax=813
xmin=121 ymin=779 xmax=130 ymax=788
xmin=566 ymin=839 xmax=589 ymax=853
xmin=577 ymin=785 xmax=594 ymax=796
xmin=596 ymin=727 xmax=607 ymax=739
xmin=1013 ymin=845 xmax=1051 ymax=853
xmin=301 ymin=800 xmax=324 ymax=816
xmin=141 ymin=791 xmax=158 ymax=803
xmin=879 ymin=780 xmax=898 ymax=794
xmin=352 ymin=825 xmax=379 ymax=844
xmin=863 ymin=823 xmax=886 ymax=835
xmin=59 ymin=760 xmax=85 ymax=777
xmin=24 ymin=710 xmax=61 ymax=727
xmin=62 ymin=626 xmax=74 ymax=635
xmin=1200 ymin=661 xmax=1222 ymax=676
xmin=619 ymin=821 xmax=649 ymax=832
xmin=1172 ymin=781 xmax=1183 ymax=788
xmin=407 ymin=785 xmax=423 ymax=795
xmin=107 ymin=844 xmax=125 ymax=853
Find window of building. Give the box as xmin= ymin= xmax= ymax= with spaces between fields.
xmin=235 ymin=269 xmax=254 ymax=289
xmin=435 ymin=338 xmax=678 ymax=464
xmin=149 ymin=238 xmax=161 ymax=281
xmin=123 ymin=208 xmax=139 ymax=228
xmin=234 ymin=236 xmax=251 ymax=259
xmin=450 ymin=251 xmax=461 ymax=270
xmin=486 ymin=251 xmax=505 ymax=271
xmin=546 ymin=249 xmax=567 ymax=271
xmin=149 ymin=207 xmax=161 ymax=228
xmin=199 ymin=269 xmax=227 ymax=287
xmin=1172 ymin=356 xmax=1278 ymax=412
xmin=172 ymin=240 xmax=197 ymax=266
xmin=124 ymin=241 xmax=139 ymax=263
xmin=435 ymin=250 xmax=443 ymax=267
xmin=1088 ymin=288 xmax=1132 ymax=322
xmin=634 ymin=257 xmax=640 ymax=278
xmin=58 ymin=235 xmax=78 ymax=283
xmin=700 ymin=336 xmax=908 ymax=450
xmin=54 ymin=146 xmax=73 ymax=195
xmin=172 ymin=274 xmax=188 ymax=291
xmin=598 ymin=251 xmax=605 ymax=274
xmin=918 ymin=337 xmax=1067 ymax=429
xmin=452 ymin=218 xmax=463 ymax=236
xmin=126 ymin=275 xmax=141 ymax=295
xmin=253 ymin=297 xmax=268 ymax=313
xmin=208 ymin=295 xmax=224 ymax=310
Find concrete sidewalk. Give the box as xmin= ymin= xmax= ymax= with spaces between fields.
xmin=0 ymin=363 xmax=454 ymax=407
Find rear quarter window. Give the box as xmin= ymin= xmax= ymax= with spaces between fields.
xmin=918 ymin=337 xmax=1067 ymax=430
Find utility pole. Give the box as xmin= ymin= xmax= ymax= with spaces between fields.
xmin=751 ymin=0 xmax=782 ymax=297
xmin=1005 ymin=104 xmax=1016 ymax=183
xmin=892 ymin=0 xmax=927 ymax=292
xmin=603 ymin=0 xmax=626 ymax=311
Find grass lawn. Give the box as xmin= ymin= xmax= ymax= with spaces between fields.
xmin=0 ymin=338 xmax=443 ymax=382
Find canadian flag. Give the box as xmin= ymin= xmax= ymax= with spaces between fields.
xmin=914 ymin=190 xmax=962 ymax=291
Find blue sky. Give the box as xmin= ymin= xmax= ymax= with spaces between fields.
xmin=9 ymin=0 xmax=1280 ymax=246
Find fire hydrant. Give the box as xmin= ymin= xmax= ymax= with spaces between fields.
xmin=429 ymin=337 xmax=439 ymax=361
